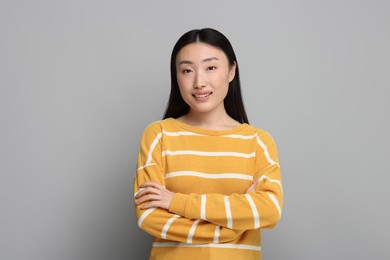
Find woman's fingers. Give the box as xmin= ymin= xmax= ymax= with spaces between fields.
xmin=135 ymin=182 xmax=174 ymax=210
xmin=135 ymin=182 xmax=164 ymax=199
xmin=136 ymin=193 xmax=160 ymax=204
xmin=135 ymin=186 xmax=160 ymax=199
xmin=246 ymin=177 xmax=260 ymax=193
xmin=246 ymin=185 xmax=255 ymax=193
xmin=140 ymin=182 xmax=164 ymax=190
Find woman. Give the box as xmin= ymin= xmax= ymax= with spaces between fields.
xmin=134 ymin=28 xmax=283 ymax=260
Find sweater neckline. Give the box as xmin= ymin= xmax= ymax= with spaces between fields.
xmin=166 ymin=118 xmax=249 ymax=136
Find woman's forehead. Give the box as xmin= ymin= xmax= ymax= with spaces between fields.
xmin=176 ymin=42 xmax=227 ymax=64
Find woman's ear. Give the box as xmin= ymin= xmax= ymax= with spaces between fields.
xmin=228 ymin=62 xmax=237 ymax=82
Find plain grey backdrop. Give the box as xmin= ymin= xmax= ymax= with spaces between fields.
xmin=1 ymin=0 xmax=389 ymax=259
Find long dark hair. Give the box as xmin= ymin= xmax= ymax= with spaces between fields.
xmin=163 ymin=28 xmax=249 ymax=124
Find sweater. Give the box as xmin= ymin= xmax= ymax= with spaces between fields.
xmin=134 ymin=118 xmax=283 ymax=260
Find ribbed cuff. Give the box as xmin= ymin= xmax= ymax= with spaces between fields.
xmin=168 ymin=193 xmax=188 ymax=216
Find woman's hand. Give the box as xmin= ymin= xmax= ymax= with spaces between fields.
xmin=135 ymin=182 xmax=174 ymax=210
xmin=135 ymin=177 xmax=259 ymax=210
xmin=246 ymin=177 xmax=260 ymax=193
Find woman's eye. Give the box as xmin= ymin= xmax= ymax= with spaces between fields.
xmin=182 ymin=69 xmax=192 ymax=74
xmin=207 ymin=66 xmax=217 ymax=71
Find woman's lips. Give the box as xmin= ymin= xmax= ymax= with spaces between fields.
xmin=192 ymin=92 xmax=212 ymax=101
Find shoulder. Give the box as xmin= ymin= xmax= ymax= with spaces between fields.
xmin=140 ymin=120 xmax=165 ymax=140
xmin=143 ymin=120 xmax=164 ymax=132
xmin=247 ymin=125 xmax=277 ymax=147
xmin=141 ymin=118 xmax=176 ymax=137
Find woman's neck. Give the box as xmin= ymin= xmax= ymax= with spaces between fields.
xmin=177 ymin=109 xmax=240 ymax=130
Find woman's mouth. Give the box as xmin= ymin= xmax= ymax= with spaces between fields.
xmin=193 ymin=92 xmax=212 ymax=100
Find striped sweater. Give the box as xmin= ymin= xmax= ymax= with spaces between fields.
xmin=134 ymin=118 xmax=283 ymax=260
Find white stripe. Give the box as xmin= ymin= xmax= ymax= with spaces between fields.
xmin=187 ymin=219 xmax=200 ymax=243
xmin=245 ymin=194 xmax=260 ymax=229
xmin=145 ymin=132 xmax=163 ymax=166
xmin=165 ymin=171 xmax=253 ymax=181
xmin=213 ymin=226 xmax=220 ymax=243
xmin=137 ymin=163 xmax=156 ymax=171
xmin=137 ymin=208 xmax=155 ymax=227
xmin=163 ymin=130 xmax=203 ymax=136
xmin=163 ymin=130 xmax=256 ymax=140
xmin=161 ymin=215 xmax=180 ymax=239
xmin=222 ymin=134 xmax=257 ymax=140
xmin=256 ymin=135 xmax=279 ymax=166
xmin=152 ymin=242 xmax=261 ymax=251
xmin=162 ymin=150 xmax=255 ymax=158
xmin=267 ymin=192 xmax=282 ymax=217
xmin=224 ymin=196 xmax=233 ymax=229
xmin=200 ymin=195 xmax=206 ymax=220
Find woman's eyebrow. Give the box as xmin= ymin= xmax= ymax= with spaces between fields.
xmin=178 ymin=57 xmax=219 ymax=65
xmin=202 ymin=57 xmax=219 ymax=63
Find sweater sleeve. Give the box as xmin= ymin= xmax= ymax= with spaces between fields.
xmin=134 ymin=122 xmax=244 ymax=243
xmin=168 ymin=129 xmax=283 ymax=231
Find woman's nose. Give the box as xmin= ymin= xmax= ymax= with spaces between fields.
xmin=194 ymin=71 xmax=206 ymax=89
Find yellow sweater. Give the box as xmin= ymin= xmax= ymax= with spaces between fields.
xmin=134 ymin=118 xmax=283 ymax=260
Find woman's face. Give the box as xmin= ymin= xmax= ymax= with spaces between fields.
xmin=176 ymin=42 xmax=236 ymax=115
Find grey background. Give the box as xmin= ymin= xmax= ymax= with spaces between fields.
xmin=1 ymin=0 xmax=389 ymax=259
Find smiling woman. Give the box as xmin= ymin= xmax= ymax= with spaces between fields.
xmin=133 ymin=28 xmax=283 ymax=260
xmin=175 ymin=42 xmax=237 ymax=125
